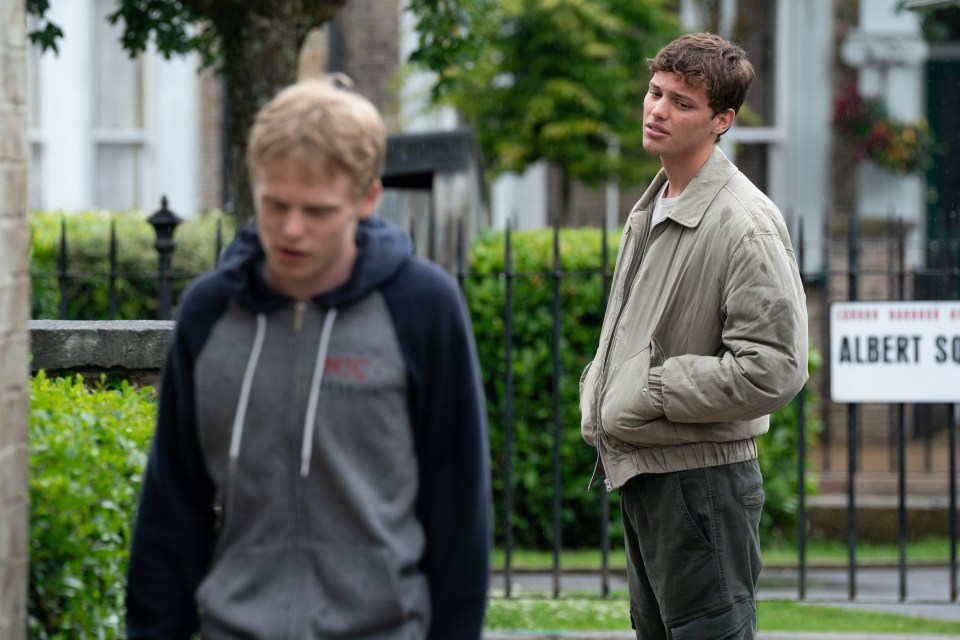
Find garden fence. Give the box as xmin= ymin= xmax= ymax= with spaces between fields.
xmin=34 ymin=208 xmax=960 ymax=605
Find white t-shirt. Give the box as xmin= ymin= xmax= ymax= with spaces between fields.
xmin=651 ymin=182 xmax=679 ymax=230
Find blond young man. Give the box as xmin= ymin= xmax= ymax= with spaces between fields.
xmin=579 ymin=33 xmax=808 ymax=639
xmin=127 ymin=76 xmax=491 ymax=639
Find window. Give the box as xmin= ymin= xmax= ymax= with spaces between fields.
xmin=94 ymin=0 xmax=145 ymax=210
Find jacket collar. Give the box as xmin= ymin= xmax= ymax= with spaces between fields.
xmin=635 ymin=146 xmax=739 ymax=230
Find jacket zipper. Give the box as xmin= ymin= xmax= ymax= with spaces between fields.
xmin=293 ymin=300 xmax=307 ymax=333
xmin=591 ymin=212 xmax=655 ymax=491
xmin=288 ymin=301 xmax=309 ymax=635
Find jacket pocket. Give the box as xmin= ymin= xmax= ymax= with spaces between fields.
xmin=301 ymin=543 xmax=418 ymax=635
xmin=197 ymin=541 xmax=298 ymax=637
xmin=197 ymin=541 xmax=421 ymax=638
xmin=600 ymin=343 xmax=663 ymax=440
xmin=579 ymin=360 xmax=599 ymax=445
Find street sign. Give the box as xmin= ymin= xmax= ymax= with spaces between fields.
xmin=830 ymin=301 xmax=960 ymax=403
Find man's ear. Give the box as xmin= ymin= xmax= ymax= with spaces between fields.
xmin=713 ymin=108 xmax=736 ymax=137
xmin=358 ymin=179 xmax=383 ymax=220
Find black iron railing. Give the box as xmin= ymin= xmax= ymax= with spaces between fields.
xmin=33 ymin=208 xmax=960 ymax=605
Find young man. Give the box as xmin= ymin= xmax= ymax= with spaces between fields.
xmin=579 ymin=33 xmax=808 ymax=639
xmin=126 ymin=76 xmax=492 ymax=639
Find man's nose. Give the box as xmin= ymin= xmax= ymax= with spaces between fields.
xmin=281 ymin=210 xmax=306 ymax=237
xmin=649 ymin=97 xmax=667 ymax=119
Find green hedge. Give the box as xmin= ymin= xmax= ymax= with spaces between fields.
xmin=30 ymin=210 xmax=235 ymax=320
xmin=466 ymin=228 xmax=621 ymax=550
xmin=27 ymin=221 xmax=820 ymax=553
xmin=28 ymin=373 xmax=156 ymax=639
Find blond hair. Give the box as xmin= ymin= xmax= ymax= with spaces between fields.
xmin=246 ymin=74 xmax=386 ymax=198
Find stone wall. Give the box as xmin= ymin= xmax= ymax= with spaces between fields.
xmin=30 ymin=320 xmax=174 ymax=387
xmin=0 ymin=0 xmax=29 ymax=636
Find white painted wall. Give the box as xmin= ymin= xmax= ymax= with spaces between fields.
xmin=780 ymin=0 xmax=833 ymax=271
xmin=36 ymin=0 xmax=95 ymax=211
xmin=491 ymin=162 xmax=548 ymax=230
xmin=144 ymin=51 xmax=199 ymax=216
xmin=28 ymin=0 xmax=200 ymax=215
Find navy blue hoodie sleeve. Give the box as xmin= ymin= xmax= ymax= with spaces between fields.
xmin=382 ymin=258 xmax=492 ymax=639
xmin=126 ymin=277 xmax=225 ymax=639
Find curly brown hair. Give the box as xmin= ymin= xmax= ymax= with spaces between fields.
xmin=647 ymin=32 xmax=755 ymax=118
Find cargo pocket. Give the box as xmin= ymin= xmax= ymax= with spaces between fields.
xmin=739 ymin=481 xmax=765 ymax=586
xmin=668 ymin=594 xmax=755 ymax=640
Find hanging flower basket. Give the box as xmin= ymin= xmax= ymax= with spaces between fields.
xmin=833 ymin=83 xmax=937 ymax=176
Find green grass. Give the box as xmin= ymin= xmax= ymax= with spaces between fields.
xmin=492 ymin=536 xmax=956 ymax=570
xmin=484 ymin=596 xmax=960 ymax=634
xmin=486 ymin=540 xmax=960 ymax=634
xmin=762 ymin=536 xmax=954 ymax=565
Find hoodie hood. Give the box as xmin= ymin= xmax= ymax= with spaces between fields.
xmin=217 ymin=216 xmax=413 ymax=312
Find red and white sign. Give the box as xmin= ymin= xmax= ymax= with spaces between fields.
xmin=830 ymin=301 xmax=960 ymax=403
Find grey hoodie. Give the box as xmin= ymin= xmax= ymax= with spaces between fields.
xmin=127 ymin=217 xmax=491 ymax=639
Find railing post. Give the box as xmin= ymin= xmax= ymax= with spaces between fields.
xmin=215 ymin=217 xmax=224 ymax=267
xmin=551 ymin=216 xmax=562 ymax=599
xmin=796 ymin=214 xmax=807 ymax=600
xmin=821 ymin=205 xmax=832 ymax=471
xmin=148 ymin=196 xmax=183 ymax=321
xmin=503 ymin=220 xmax=514 ymax=598
xmin=846 ymin=216 xmax=859 ymax=601
xmin=599 ymin=221 xmax=611 ymax=599
xmin=456 ymin=218 xmax=465 ymax=292
xmin=58 ymin=218 xmax=68 ymax=319
xmin=950 ymin=403 xmax=958 ymax=602
xmin=896 ymin=218 xmax=908 ymax=602
xmin=108 ymin=219 xmax=118 ymax=320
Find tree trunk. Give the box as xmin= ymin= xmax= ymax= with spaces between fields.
xmin=220 ymin=18 xmax=302 ymax=223
xmin=0 ymin=0 xmax=31 ymax=638
xmin=213 ymin=2 xmax=346 ymax=224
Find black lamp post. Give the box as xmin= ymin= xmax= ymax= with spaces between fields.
xmin=148 ymin=196 xmax=182 ymax=320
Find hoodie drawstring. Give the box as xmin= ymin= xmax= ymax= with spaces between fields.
xmin=222 ymin=313 xmax=267 ymax=530
xmin=300 ymin=308 xmax=337 ymax=477
xmin=229 ymin=313 xmax=267 ymax=472
xmin=224 ymin=306 xmax=337 ymax=506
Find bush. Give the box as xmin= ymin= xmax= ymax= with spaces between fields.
xmin=25 ymin=221 xmax=820 ymax=555
xmin=467 ymin=227 xmax=622 ymax=550
xmin=30 ymin=210 xmax=235 ymax=320
xmin=759 ymin=349 xmax=823 ymax=542
xmin=468 ymin=228 xmax=820 ymax=550
xmin=28 ymin=373 xmax=156 ymax=639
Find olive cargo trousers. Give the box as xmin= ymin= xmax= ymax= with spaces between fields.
xmin=620 ymin=459 xmax=764 ymax=639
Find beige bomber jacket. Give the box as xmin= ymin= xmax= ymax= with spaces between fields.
xmin=580 ymin=146 xmax=808 ymax=491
